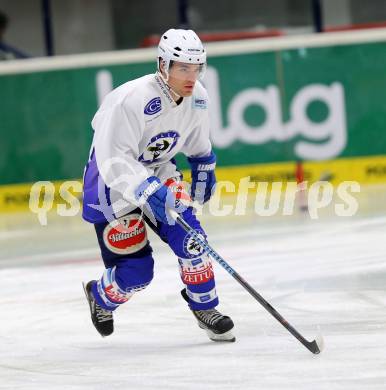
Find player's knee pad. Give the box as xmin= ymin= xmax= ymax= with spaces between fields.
xmin=162 ymin=208 xmax=207 ymax=260
xmin=95 ymin=214 xmax=152 ymax=269
xmin=93 ymin=255 xmax=154 ymax=310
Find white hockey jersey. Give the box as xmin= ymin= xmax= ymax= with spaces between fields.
xmin=82 ymin=72 xmax=212 ymax=223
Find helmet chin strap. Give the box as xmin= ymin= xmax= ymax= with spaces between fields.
xmin=157 ymin=70 xmax=181 ymax=101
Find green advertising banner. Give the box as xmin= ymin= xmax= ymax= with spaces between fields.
xmin=1 ymin=38 xmax=386 ymax=186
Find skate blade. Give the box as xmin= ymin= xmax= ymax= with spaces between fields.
xmin=82 ymin=281 xmax=90 ymax=300
xmin=204 ymin=328 xmax=236 ymax=342
xmin=82 ymin=281 xmax=95 ymax=315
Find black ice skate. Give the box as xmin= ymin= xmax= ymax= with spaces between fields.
xmin=181 ymin=288 xmax=235 ymax=342
xmin=83 ymin=280 xmax=114 ymax=337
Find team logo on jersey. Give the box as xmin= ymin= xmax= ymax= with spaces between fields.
xmin=144 ymin=97 xmax=162 ymax=115
xmin=193 ymin=97 xmax=207 ymax=109
xmin=139 ymin=131 xmax=180 ymax=163
xmin=103 ymin=214 xmax=147 ymax=255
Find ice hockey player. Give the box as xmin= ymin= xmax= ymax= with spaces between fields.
xmin=82 ymin=28 xmax=235 ymax=342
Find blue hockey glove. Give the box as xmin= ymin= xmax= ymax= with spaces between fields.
xmin=188 ymin=151 xmax=217 ymax=204
xmin=135 ymin=176 xmax=185 ymax=225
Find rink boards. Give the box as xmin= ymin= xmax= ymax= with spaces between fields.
xmin=1 ymin=154 xmax=386 ymax=213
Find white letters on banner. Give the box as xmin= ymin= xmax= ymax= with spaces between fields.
xmin=203 ymin=67 xmax=347 ymax=160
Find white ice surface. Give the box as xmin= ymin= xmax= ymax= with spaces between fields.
xmin=1 ymin=198 xmax=386 ymax=390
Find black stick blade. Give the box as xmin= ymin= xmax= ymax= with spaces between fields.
xmin=306 ymin=333 xmax=324 ymax=354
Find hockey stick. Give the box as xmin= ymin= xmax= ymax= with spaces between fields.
xmin=170 ymin=210 xmax=324 ymax=355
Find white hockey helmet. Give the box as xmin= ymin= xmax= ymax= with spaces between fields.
xmin=157 ymin=29 xmax=206 ymax=79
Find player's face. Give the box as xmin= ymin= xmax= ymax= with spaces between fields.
xmin=167 ymin=62 xmax=204 ymax=97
